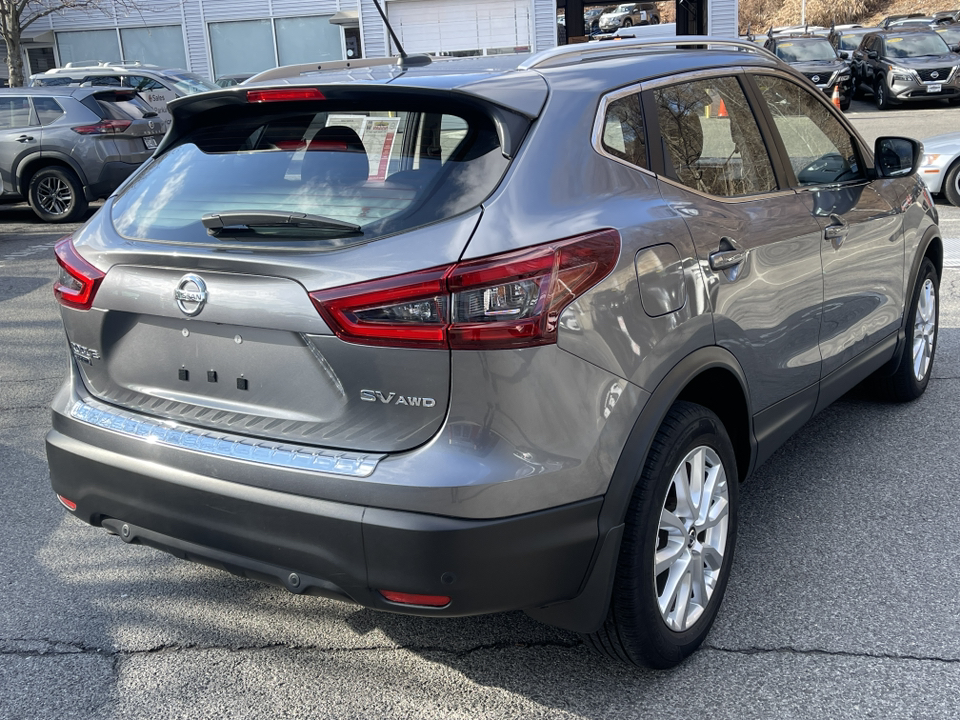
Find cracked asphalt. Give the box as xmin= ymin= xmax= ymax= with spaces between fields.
xmin=2 ymin=105 xmax=960 ymax=718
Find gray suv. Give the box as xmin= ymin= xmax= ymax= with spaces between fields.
xmin=46 ymin=38 xmax=941 ymax=668
xmin=0 ymin=86 xmax=164 ymax=222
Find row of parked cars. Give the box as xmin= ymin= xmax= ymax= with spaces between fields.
xmin=560 ymin=3 xmax=662 ymax=35
xmin=754 ymin=13 xmax=960 ymax=111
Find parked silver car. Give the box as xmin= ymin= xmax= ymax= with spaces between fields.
xmin=918 ymin=131 xmax=960 ymax=204
xmin=598 ymin=3 xmax=659 ymax=31
xmin=47 ymin=38 xmax=941 ymax=669
xmin=0 ymin=86 xmax=164 ymax=221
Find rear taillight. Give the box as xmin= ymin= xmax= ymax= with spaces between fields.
xmin=72 ymin=119 xmax=132 ymax=134
xmin=54 ymin=237 xmax=104 ymax=310
xmin=309 ymin=229 xmax=620 ymax=350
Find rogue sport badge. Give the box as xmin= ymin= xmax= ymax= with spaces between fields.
xmin=175 ymin=274 xmax=208 ymax=316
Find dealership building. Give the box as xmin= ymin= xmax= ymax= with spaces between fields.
xmin=2 ymin=0 xmax=738 ymax=83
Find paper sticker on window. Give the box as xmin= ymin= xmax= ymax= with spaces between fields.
xmin=888 ymin=38 xmax=904 ymax=43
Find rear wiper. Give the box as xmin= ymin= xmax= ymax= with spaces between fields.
xmin=201 ymin=211 xmax=363 ymax=238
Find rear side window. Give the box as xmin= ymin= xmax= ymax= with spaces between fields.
xmin=33 ymin=97 xmax=64 ymax=125
xmin=111 ymin=101 xmax=513 ymax=248
xmin=600 ymin=94 xmax=647 ymax=169
xmin=0 ymin=96 xmax=35 ymax=130
xmin=653 ymin=76 xmax=777 ymax=197
xmin=123 ymin=76 xmax=165 ymax=91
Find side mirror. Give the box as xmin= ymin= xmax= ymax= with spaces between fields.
xmin=867 ymin=50 xmax=879 ymax=59
xmin=839 ymin=50 xmax=850 ymax=59
xmin=874 ymin=136 xmax=923 ymax=178
xmin=952 ymin=44 xmax=960 ymax=53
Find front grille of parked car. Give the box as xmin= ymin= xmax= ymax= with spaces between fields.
xmin=917 ymin=67 xmax=953 ymax=82
xmin=802 ymin=71 xmax=835 ymax=86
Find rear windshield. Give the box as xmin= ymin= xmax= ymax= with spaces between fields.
xmin=111 ymin=101 xmax=511 ymax=248
xmin=88 ymin=91 xmax=157 ymax=119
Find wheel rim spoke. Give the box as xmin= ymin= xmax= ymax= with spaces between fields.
xmin=912 ymin=279 xmax=937 ymax=381
xmin=654 ymin=444 xmax=730 ymax=633
xmin=37 ymin=177 xmax=72 ymax=215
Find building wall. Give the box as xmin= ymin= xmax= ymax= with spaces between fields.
xmin=708 ymin=0 xmax=739 ymax=38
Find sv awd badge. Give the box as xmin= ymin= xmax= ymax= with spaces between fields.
xmin=361 ymin=390 xmax=436 ymax=407
xmin=175 ymin=274 xmax=208 ymax=316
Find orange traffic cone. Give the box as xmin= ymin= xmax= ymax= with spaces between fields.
xmin=832 ymin=84 xmax=841 ymax=109
xmin=716 ymin=98 xmax=728 ymax=118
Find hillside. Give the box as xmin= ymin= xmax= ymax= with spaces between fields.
xmin=739 ymin=0 xmax=956 ymax=33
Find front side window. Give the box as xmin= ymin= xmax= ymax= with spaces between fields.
xmin=653 ymin=75 xmax=776 ymax=197
xmin=111 ymin=102 xmax=512 ymax=248
xmin=755 ymin=74 xmax=865 ymax=186
xmin=600 ymin=93 xmax=647 ymax=169
xmin=0 ymin=96 xmax=35 ymax=130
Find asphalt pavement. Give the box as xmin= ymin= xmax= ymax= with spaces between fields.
xmin=2 ymin=102 xmax=960 ymax=719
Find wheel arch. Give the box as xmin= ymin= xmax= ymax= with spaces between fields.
xmin=525 ymin=345 xmax=755 ymax=634
xmin=17 ymin=153 xmax=87 ymax=197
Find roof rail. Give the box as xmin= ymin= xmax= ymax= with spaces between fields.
xmin=63 ymin=61 xmax=103 ymax=69
xmin=247 ymin=54 xmax=433 ymax=84
xmin=518 ymin=35 xmax=777 ymax=70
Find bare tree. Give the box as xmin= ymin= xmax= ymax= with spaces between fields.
xmin=0 ymin=0 xmax=169 ymax=86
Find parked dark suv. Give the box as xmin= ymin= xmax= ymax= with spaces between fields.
xmin=852 ymin=28 xmax=960 ymax=108
xmin=47 ymin=38 xmax=941 ymax=669
xmin=764 ymin=33 xmax=853 ymax=109
xmin=0 ymin=86 xmax=164 ymax=221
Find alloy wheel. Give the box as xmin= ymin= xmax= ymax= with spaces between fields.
xmin=37 ymin=176 xmax=72 ymax=216
xmin=913 ymin=278 xmax=937 ymax=381
xmin=655 ymin=445 xmax=730 ymax=632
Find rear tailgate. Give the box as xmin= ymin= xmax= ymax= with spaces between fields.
xmin=61 ymin=86 xmax=530 ymax=453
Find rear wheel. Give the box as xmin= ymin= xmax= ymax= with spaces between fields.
xmin=870 ymin=258 xmax=939 ymax=401
xmin=28 ymin=166 xmax=88 ymax=223
xmin=584 ymin=401 xmax=738 ymax=668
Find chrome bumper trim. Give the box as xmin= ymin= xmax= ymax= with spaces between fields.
xmin=69 ymin=398 xmax=384 ymax=478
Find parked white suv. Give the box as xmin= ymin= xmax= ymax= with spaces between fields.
xmin=29 ymin=62 xmax=218 ymax=129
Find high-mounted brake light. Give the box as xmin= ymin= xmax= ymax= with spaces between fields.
xmin=72 ymin=119 xmax=132 ymax=135
xmin=54 ymin=237 xmax=105 ymax=311
xmin=246 ymin=88 xmax=326 ymax=103
xmin=309 ymin=229 xmax=620 ymax=350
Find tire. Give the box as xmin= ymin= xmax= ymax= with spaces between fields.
xmin=944 ymin=160 xmax=960 ymax=207
xmin=840 ymin=97 xmax=851 ymax=112
xmin=650 ymin=15 xmax=660 ymax=24
xmin=875 ymin=78 xmax=893 ymax=110
xmin=27 ymin=166 xmax=88 ymax=223
xmin=870 ymin=258 xmax=939 ymax=402
xmin=622 ymin=18 xmax=633 ymax=27
xmin=584 ymin=401 xmax=739 ymax=668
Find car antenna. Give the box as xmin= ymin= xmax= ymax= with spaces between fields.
xmin=371 ymin=0 xmax=432 ymax=68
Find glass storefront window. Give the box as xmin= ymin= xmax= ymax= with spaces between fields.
xmin=120 ymin=26 xmax=187 ymax=69
xmin=209 ymin=19 xmax=275 ymax=79
xmin=56 ymin=29 xmax=121 ymax=65
xmin=275 ymin=16 xmax=343 ymax=65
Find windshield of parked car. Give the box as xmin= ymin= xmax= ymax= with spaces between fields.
xmin=614 ymin=4 xmax=633 ymax=13
xmin=936 ymin=25 xmax=960 ymax=44
xmin=164 ymin=71 xmax=218 ymax=95
xmin=884 ymin=33 xmax=951 ymax=57
xmin=111 ymin=101 xmax=511 ymax=248
xmin=837 ymin=33 xmax=867 ymax=50
xmin=775 ymin=40 xmax=839 ymax=61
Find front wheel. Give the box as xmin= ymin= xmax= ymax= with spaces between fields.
xmin=875 ymin=78 xmax=893 ymax=110
xmin=870 ymin=258 xmax=939 ymax=401
xmin=944 ymin=161 xmax=960 ymax=207
xmin=28 ymin=166 xmax=88 ymax=223
xmin=622 ymin=18 xmax=633 ymax=27
xmin=584 ymin=401 xmax=739 ymax=668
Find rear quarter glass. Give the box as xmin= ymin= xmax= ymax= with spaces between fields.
xmin=109 ymin=100 xmax=514 ymax=249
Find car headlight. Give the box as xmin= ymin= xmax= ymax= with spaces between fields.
xmin=922 ymin=153 xmax=941 ymax=166
xmin=837 ymin=68 xmax=852 ymax=78
xmin=888 ymin=65 xmax=914 ymax=82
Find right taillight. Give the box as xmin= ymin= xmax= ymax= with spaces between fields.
xmin=54 ymin=236 xmax=104 ymax=311
xmin=72 ymin=119 xmax=132 ymax=135
xmin=309 ymin=229 xmax=620 ymax=350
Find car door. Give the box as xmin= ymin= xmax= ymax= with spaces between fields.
xmin=645 ymin=71 xmax=825 ymax=452
xmin=750 ymin=72 xmax=904 ymax=393
xmin=0 ymin=95 xmax=41 ymax=195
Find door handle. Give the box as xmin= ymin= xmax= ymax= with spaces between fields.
xmin=16 ymin=135 xmax=34 ymax=143
xmin=824 ymin=213 xmax=848 ymax=248
xmin=709 ymin=237 xmax=746 ymax=271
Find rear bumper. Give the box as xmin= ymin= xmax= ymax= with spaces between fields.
xmin=46 ymin=424 xmax=601 ymax=616
xmin=85 ymin=160 xmax=142 ymax=200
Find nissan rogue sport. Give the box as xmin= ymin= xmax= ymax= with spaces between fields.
xmin=46 ymin=37 xmax=941 ymax=669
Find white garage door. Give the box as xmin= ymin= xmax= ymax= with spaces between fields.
xmin=387 ymin=0 xmax=532 ymax=56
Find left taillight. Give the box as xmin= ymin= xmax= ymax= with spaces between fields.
xmin=309 ymin=229 xmax=620 ymax=350
xmin=54 ymin=237 xmax=104 ymax=311
xmin=71 ymin=119 xmax=132 ymax=135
